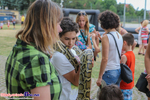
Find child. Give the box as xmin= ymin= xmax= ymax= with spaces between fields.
xmin=12 ymin=16 xmax=16 ymax=29
xmin=51 ymin=17 xmax=81 ymax=100
xmin=98 ymin=84 xmax=124 ymax=100
xmin=7 ymin=20 xmax=10 ymax=29
xmin=76 ymin=11 xmax=100 ymax=60
xmin=135 ymin=21 xmax=144 ymax=55
xmin=140 ymin=20 xmax=149 ymax=55
xmin=120 ymin=33 xmax=135 ymax=100
xmin=21 ymin=15 xmax=25 ymax=27
xmin=0 ymin=21 xmax=3 ymax=29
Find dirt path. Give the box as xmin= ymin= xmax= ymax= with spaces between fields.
xmin=90 ymin=78 xmax=147 ymax=100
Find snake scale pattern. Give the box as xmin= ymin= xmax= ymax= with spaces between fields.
xmin=54 ymin=41 xmax=93 ymax=100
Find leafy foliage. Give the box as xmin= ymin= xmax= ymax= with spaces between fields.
xmin=0 ymin=0 xmax=149 ymax=19
xmin=0 ymin=0 xmax=35 ymax=11
xmin=109 ymin=5 xmax=117 ymax=13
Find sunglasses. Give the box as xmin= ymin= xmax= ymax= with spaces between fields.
xmin=78 ymin=12 xmax=87 ymax=16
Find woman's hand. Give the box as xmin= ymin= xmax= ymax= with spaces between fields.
xmin=98 ymin=33 xmax=102 ymax=40
xmin=146 ymin=74 xmax=150 ymax=90
xmin=96 ymin=78 xmax=102 ymax=86
xmin=92 ymin=33 xmax=96 ymax=40
xmin=146 ymin=74 xmax=150 ymax=82
xmin=92 ymin=58 xmax=94 ymax=68
xmin=88 ymin=33 xmax=92 ymax=38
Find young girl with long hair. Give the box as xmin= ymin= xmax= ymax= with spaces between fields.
xmin=76 ymin=11 xmax=100 ymax=60
xmin=140 ymin=20 xmax=149 ymax=55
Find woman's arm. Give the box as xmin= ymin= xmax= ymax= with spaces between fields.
xmin=145 ymin=40 xmax=150 ymax=74
xmin=132 ymin=40 xmax=137 ymax=50
xmin=96 ymin=35 xmax=109 ymax=86
xmin=135 ymin=27 xmax=141 ymax=33
xmin=31 ymin=85 xmax=50 ymax=100
xmin=145 ymin=40 xmax=150 ymax=90
xmin=92 ymin=33 xmax=100 ymax=52
xmin=92 ymin=28 xmax=100 ymax=46
xmin=146 ymin=27 xmax=149 ymax=34
xmin=121 ymin=55 xmax=127 ymax=64
xmin=121 ymin=28 xmax=128 ymax=35
xmin=87 ymin=33 xmax=92 ymax=49
xmin=63 ymin=66 xmax=80 ymax=86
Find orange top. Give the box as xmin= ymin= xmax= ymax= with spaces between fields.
xmin=120 ymin=51 xmax=135 ymax=89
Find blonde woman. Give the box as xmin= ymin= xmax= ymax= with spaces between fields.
xmin=76 ymin=11 xmax=100 ymax=60
xmin=5 ymin=0 xmax=63 ymax=100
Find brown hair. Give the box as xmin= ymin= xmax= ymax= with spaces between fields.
xmin=76 ymin=11 xmax=89 ymax=35
xmin=99 ymin=85 xmax=124 ymax=100
xmin=16 ymin=0 xmax=63 ymax=54
xmin=122 ymin=33 xmax=134 ymax=46
xmin=59 ymin=17 xmax=79 ymax=38
xmin=98 ymin=10 xmax=120 ymax=29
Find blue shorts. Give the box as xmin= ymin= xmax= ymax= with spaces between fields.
xmin=121 ymin=89 xmax=133 ymax=100
xmin=102 ymin=69 xmax=121 ymax=86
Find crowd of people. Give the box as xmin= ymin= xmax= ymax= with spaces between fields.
xmin=4 ymin=0 xmax=150 ymax=100
xmin=0 ymin=14 xmax=25 ymax=30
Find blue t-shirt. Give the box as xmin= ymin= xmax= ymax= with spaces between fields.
xmin=78 ymin=24 xmax=95 ymax=45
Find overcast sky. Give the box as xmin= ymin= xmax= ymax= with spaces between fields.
xmin=117 ymin=0 xmax=150 ymax=11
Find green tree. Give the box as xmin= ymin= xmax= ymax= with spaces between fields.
xmin=52 ymin=0 xmax=61 ymax=3
xmin=63 ymin=0 xmax=87 ymax=9
xmin=109 ymin=5 xmax=117 ymax=13
xmin=116 ymin=3 xmax=124 ymax=15
xmin=126 ymin=4 xmax=135 ymax=16
xmin=136 ymin=9 xmax=149 ymax=19
xmin=93 ymin=0 xmax=105 ymax=12
xmin=0 ymin=0 xmax=35 ymax=11
xmin=102 ymin=0 xmax=117 ymax=10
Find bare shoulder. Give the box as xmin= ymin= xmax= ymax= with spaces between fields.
xmin=101 ymin=34 xmax=108 ymax=42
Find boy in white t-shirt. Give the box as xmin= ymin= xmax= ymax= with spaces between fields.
xmin=0 ymin=21 xmax=4 ymax=29
xmin=51 ymin=17 xmax=80 ymax=100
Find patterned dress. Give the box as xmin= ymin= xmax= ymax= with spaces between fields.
xmin=77 ymin=24 xmax=95 ymax=50
xmin=141 ymin=27 xmax=148 ymax=45
xmin=78 ymin=24 xmax=95 ymax=45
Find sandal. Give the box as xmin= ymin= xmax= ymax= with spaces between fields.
xmin=138 ymin=52 xmax=142 ymax=55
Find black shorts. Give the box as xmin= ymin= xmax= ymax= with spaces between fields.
xmin=21 ymin=21 xmax=24 ymax=25
xmin=146 ymin=91 xmax=150 ymax=97
xmin=13 ymin=23 xmax=15 ymax=26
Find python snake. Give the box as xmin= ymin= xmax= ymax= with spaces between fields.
xmin=54 ymin=41 xmax=93 ymax=100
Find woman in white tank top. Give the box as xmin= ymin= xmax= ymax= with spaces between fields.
xmin=96 ymin=10 xmax=123 ymax=86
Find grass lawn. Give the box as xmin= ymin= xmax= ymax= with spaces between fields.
xmin=0 ymin=24 xmax=145 ymax=85
xmin=0 ymin=97 xmax=6 ymax=100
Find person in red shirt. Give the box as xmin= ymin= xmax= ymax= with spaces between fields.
xmin=120 ymin=33 xmax=135 ymax=100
